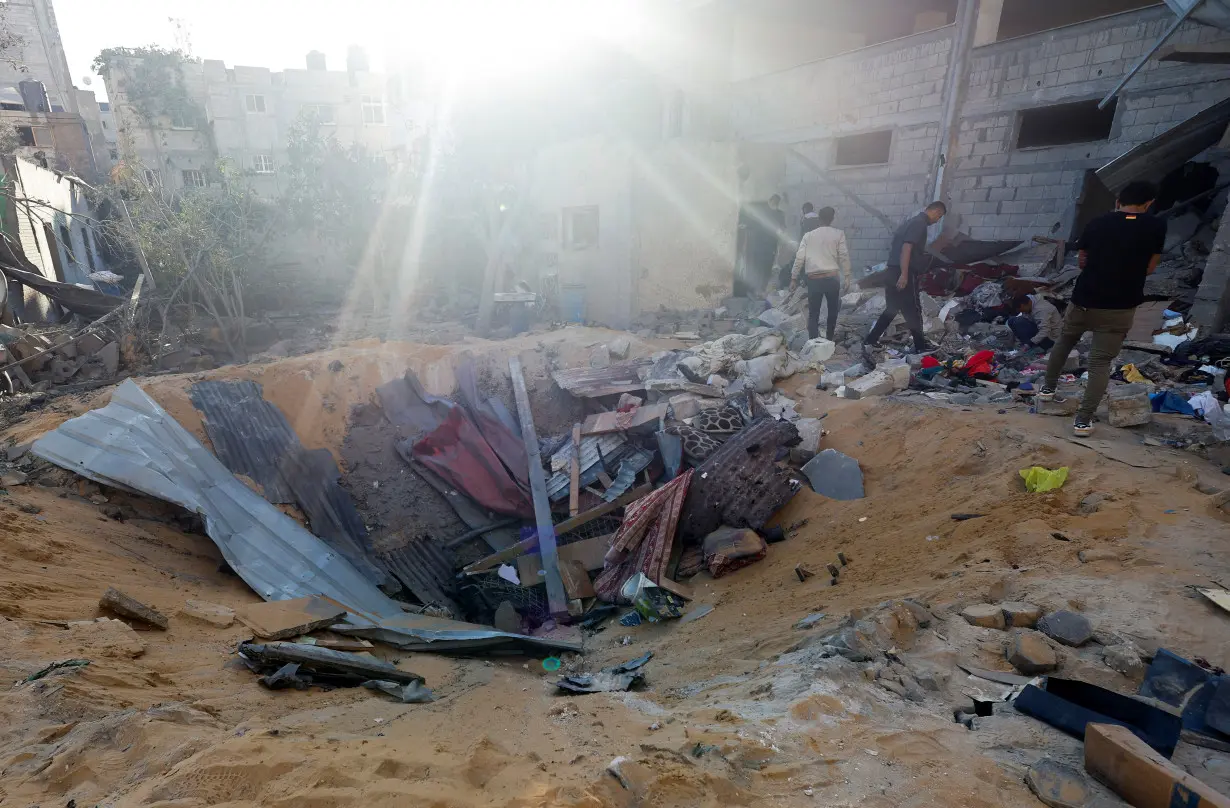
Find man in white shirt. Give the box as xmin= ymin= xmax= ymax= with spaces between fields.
xmin=789 ymin=206 xmax=851 ymax=341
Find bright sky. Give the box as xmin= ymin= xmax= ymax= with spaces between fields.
xmin=56 ymin=0 xmax=395 ymax=100
xmin=54 ymin=0 xmax=653 ymax=101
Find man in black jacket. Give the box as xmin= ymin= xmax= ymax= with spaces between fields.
xmin=865 ymin=201 xmax=947 ymax=353
xmin=1038 ymin=180 xmax=1166 ymax=436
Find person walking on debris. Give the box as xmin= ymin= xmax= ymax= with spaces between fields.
xmin=1008 ymin=293 xmax=1062 ymax=354
xmin=1038 ymin=180 xmax=1166 ymax=437
xmin=789 ymin=206 xmax=850 ymax=341
xmin=781 ymin=202 xmax=823 ymax=289
xmin=865 ymin=201 xmax=947 ymax=353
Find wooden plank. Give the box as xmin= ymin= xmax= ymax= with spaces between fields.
xmin=236 ymin=596 xmax=348 ymax=641
xmin=597 ymin=471 xmax=614 ymax=488
xmin=516 ymin=535 xmax=613 ymax=584
xmin=509 ymin=356 xmax=569 ymax=618
xmin=1198 ymin=587 xmax=1230 ymax=615
xmin=569 ymin=423 xmax=581 ymax=517
xmin=553 ymin=484 xmax=650 ymax=534
xmin=559 ymin=559 xmax=596 ymax=599
xmin=1085 ymin=723 xmax=1230 ymax=808
xmin=581 ymin=404 xmax=669 ymax=436
xmin=459 ymin=484 xmax=652 ymax=575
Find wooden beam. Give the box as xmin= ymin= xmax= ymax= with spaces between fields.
xmin=460 ymin=484 xmax=652 ymax=575
xmin=569 ymin=423 xmax=581 ymax=517
xmin=508 ymin=356 xmax=568 ymax=618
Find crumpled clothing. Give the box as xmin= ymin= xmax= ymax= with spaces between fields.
xmin=962 ymin=349 xmax=997 ymax=379
xmin=1150 ymin=391 xmax=1195 ymax=416
xmin=921 ymin=355 xmax=941 ymax=369
xmin=691 ymin=333 xmax=782 ymax=376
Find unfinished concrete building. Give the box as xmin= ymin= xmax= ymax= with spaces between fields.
xmin=101 ymin=49 xmax=427 ymax=195
xmin=526 ymin=0 xmax=1230 ymax=330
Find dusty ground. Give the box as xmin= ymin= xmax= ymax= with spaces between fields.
xmin=1 ymin=329 xmax=1230 ymax=807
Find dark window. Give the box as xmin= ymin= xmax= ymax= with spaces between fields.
xmin=834 ymin=130 xmax=893 ymax=166
xmin=563 ymin=206 xmax=599 ymax=250
xmin=58 ymin=223 xmax=77 ymax=264
xmin=1016 ymin=99 xmax=1116 ymax=149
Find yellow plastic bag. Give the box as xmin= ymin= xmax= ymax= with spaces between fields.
xmin=1121 ymin=363 xmax=1148 ymax=384
xmin=1019 ymin=466 xmax=1069 ymax=493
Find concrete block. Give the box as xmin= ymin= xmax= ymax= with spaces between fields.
xmin=180 ymin=600 xmax=236 ymax=628
xmin=883 ymin=362 xmax=911 ymax=391
xmin=76 ymin=332 xmax=105 ymax=356
xmin=844 ymin=370 xmax=894 ymax=400
xmin=99 ymin=587 xmax=169 ymax=630
xmin=962 ymin=604 xmax=1006 ymax=629
xmin=1037 ymin=610 xmax=1093 ymax=647
xmin=1001 ymin=602 xmax=1043 ymax=628
xmin=1107 ymin=387 xmax=1151 ymax=428
xmin=1026 ymin=758 xmax=1093 ymax=808
xmin=1008 ymin=630 xmax=1058 ymax=674
xmin=1037 ymin=396 xmax=1080 ymax=416
xmin=97 ymin=342 xmax=120 ymax=375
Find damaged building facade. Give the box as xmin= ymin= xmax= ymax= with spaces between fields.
xmin=530 ymin=1 xmax=1230 ymax=331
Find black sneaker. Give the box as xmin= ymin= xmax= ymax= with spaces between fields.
xmin=1073 ymin=418 xmax=1094 ymax=437
xmin=1037 ymin=385 xmax=1057 ymax=402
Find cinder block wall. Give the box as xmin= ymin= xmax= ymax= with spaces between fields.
xmin=948 ymin=6 xmax=1230 ymax=242
xmin=730 ymin=27 xmax=954 ymax=270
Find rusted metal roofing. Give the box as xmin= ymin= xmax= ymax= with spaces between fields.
xmin=551 ymin=360 xmax=652 ymax=398
xmin=378 ymin=535 xmax=461 ymax=616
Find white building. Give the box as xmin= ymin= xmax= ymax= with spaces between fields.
xmin=101 ymin=49 xmax=427 ymax=195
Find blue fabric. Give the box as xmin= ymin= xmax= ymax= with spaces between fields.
xmin=1151 ymin=391 xmax=1195 ymax=415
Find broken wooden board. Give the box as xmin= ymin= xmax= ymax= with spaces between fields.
xmin=581 ymin=404 xmax=669 ymax=436
xmin=298 ymin=632 xmax=375 ymax=652
xmin=1198 ymin=587 xmax=1230 ymax=616
xmin=511 ymin=356 xmax=568 ymax=618
xmin=460 ymin=484 xmax=651 ymax=575
xmin=643 ymin=379 xmax=724 ymax=398
xmin=559 ymin=559 xmax=596 ymax=599
xmin=236 ymin=596 xmax=348 ymax=640
xmin=569 ymin=423 xmax=581 ymax=517
xmin=516 ymin=535 xmax=612 ymax=586
xmin=1085 ymin=722 xmax=1230 ymax=808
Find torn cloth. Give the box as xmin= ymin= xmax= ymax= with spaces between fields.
xmin=594 ymin=470 xmax=693 ymax=603
xmin=702 ymin=527 xmax=767 ymax=578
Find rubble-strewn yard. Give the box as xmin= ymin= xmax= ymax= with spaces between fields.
xmin=0 ymin=324 xmax=1228 ymax=807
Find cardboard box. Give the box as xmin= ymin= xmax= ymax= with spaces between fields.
xmin=1085 ymin=723 xmax=1230 ymax=808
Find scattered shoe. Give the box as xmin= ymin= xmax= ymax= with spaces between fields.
xmin=1037 ymin=386 xmax=1057 ymax=402
xmin=1073 ymin=418 xmax=1094 ymax=437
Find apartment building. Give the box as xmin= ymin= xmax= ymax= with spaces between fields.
xmin=525 ymin=1 xmax=1230 ymax=329
xmin=101 ymin=49 xmax=424 ymax=195
xmin=0 ymin=0 xmax=107 ymax=179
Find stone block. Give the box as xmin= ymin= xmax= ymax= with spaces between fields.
xmin=1103 ymin=644 xmax=1144 ymax=679
xmin=1107 ymin=388 xmax=1152 ymax=428
xmin=802 ymin=449 xmax=864 ymax=500
xmin=1038 ymin=396 xmax=1080 ymax=416
xmin=1001 ymin=601 xmax=1043 ymax=628
xmin=883 ymin=361 xmax=911 ymax=390
xmin=669 ymin=394 xmax=703 ymax=421
xmin=179 ymin=600 xmax=236 ymax=628
xmin=76 ymin=332 xmax=105 ymax=356
xmin=1008 ymin=630 xmax=1058 ymax=674
xmin=97 ymin=342 xmax=120 ymax=375
xmin=794 ymin=417 xmax=824 ymax=454
xmin=844 ymin=370 xmax=895 ymax=400
xmin=962 ymin=604 xmax=1007 ymax=629
xmin=607 ymin=336 xmax=631 ymax=360
xmin=1026 ymin=757 xmax=1093 ymax=808
xmin=1037 ymin=610 xmax=1093 ymax=647
xmin=99 ymin=587 xmax=169 ymax=630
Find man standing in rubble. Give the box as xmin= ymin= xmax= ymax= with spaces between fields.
xmin=780 ymin=202 xmax=823 ymax=289
xmin=789 ymin=206 xmax=850 ymax=341
xmin=1039 ymin=181 xmax=1166 ymax=437
xmin=865 ymin=201 xmax=947 ymax=353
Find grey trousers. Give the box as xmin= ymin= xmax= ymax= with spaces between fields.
xmin=1043 ymin=305 xmax=1136 ymax=421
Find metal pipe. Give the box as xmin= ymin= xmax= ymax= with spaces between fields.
xmin=1100 ymin=0 xmax=1206 ymax=109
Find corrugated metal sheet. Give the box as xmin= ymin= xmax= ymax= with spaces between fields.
xmin=378 ymin=536 xmax=461 ymax=616
xmin=31 ymin=380 xmax=583 ymax=655
xmin=603 ymin=447 xmax=655 ymax=502
xmin=551 ymin=361 xmax=651 ymax=398
xmin=545 ymin=433 xmax=631 ymax=501
xmin=32 ymin=379 xmax=401 ymax=615
xmin=189 ymin=380 xmax=391 ymax=589
xmin=1097 ymin=96 xmax=1230 ymax=192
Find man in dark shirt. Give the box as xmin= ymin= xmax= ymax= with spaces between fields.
xmin=1038 ymin=181 xmax=1166 ymax=436
xmin=865 ymin=201 xmax=947 ymax=353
